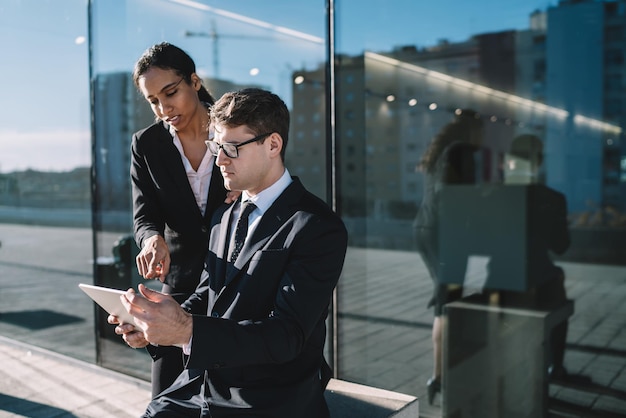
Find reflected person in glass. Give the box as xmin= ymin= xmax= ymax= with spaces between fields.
xmin=500 ymin=134 xmax=586 ymax=384
xmin=128 ymin=42 xmax=236 ymax=398
xmin=413 ymin=109 xmax=484 ymax=405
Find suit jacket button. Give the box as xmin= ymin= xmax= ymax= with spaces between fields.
xmin=211 ymin=312 xmax=220 ymax=318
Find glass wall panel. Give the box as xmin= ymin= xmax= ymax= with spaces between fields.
xmin=335 ymin=1 xmax=626 ymax=416
xmin=5 ymin=1 xmax=626 ymax=416
xmin=89 ymin=0 xmax=326 ymax=379
xmin=0 ymin=0 xmax=94 ymax=362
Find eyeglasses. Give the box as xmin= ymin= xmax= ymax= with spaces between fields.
xmin=205 ymin=132 xmax=273 ymax=158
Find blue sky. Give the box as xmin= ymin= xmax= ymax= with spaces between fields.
xmin=0 ymin=0 xmax=556 ymax=172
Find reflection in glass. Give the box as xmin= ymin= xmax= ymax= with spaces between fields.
xmin=335 ymin=1 xmax=626 ymax=416
xmin=0 ymin=0 xmax=94 ymax=363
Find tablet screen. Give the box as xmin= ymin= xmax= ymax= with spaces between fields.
xmin=78 ymin=283 xmax=144 ymax=331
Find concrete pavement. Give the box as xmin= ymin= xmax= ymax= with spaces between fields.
xmin=0 ymin=335 xmax=150 ymax=418
xmin=1 ymin=224 xmax=626 ymax=417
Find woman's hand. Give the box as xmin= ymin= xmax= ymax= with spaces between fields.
xmin=136 ymin=234 xmax=170 ymax=282
xmin=225 ymin=190 xmax=242 ymax=204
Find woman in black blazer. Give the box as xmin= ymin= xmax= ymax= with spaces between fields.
xmin=414 ymin=109 xmax=484 ymax=405
xmin=130 ymin=42 xmax=229 ymax=398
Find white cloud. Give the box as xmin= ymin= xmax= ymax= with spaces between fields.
xmin=0 ymin=129 xmax=91 ymax=173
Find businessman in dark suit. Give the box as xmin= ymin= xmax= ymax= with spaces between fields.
xmin=116 ymin=88 xmax=348 ymax=418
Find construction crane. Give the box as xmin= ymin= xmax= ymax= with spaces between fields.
xmin=184 ymin=20 xmax=272 ymax=79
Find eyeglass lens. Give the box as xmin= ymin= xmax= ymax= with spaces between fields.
xmin=206 ymin=133 xmax=272 ymax=158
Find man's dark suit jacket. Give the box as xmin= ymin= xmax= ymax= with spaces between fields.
xmin=144 ymin=177 xmax=348 ymax=418
xmin=131 ymin=121 xmax=227 ymax=296
xmin=131 ymin=121 xmax=228 ymax=398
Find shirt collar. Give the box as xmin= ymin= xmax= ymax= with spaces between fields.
xmin=242 ymin=169 xmax=292 ymax=214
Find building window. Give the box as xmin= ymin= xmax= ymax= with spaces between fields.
xmin=605 ymin=98 xmax=622 ymax=117
xmin=533 ymin=34 xmax=546 ymax=47
xmin=533 ymin=59 xmax=546 ymax=82
xmin=605 ymin=74 xmax=622 ymax=91
xmin=605 ymin=49 xmax=624 ymax=66
xmin=605 ymin=25 xmax=623 ymax=43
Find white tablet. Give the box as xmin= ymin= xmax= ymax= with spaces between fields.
xmin=78 ymin=283 xmax=144 ymax=331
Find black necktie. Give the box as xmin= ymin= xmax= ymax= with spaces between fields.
xmin=230 ymin=201 xmax=256 ymax=263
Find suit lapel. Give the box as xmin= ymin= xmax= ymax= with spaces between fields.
xmin=214 ymin=203 xmax=236 ymax=290
xmin=205 ymin=163 xmax=226 ymax=221
xmin=223 ymin=179 xmax=304 ymax=286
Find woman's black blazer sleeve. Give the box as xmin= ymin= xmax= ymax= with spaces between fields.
xmin=130 ymin=121 xmax=227 ymax=292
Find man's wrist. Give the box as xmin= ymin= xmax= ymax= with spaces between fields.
xmin=181 ymin=311 xmax=193 ymax=343
xmin=181 ymin=312 xmax=193 ymax=353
